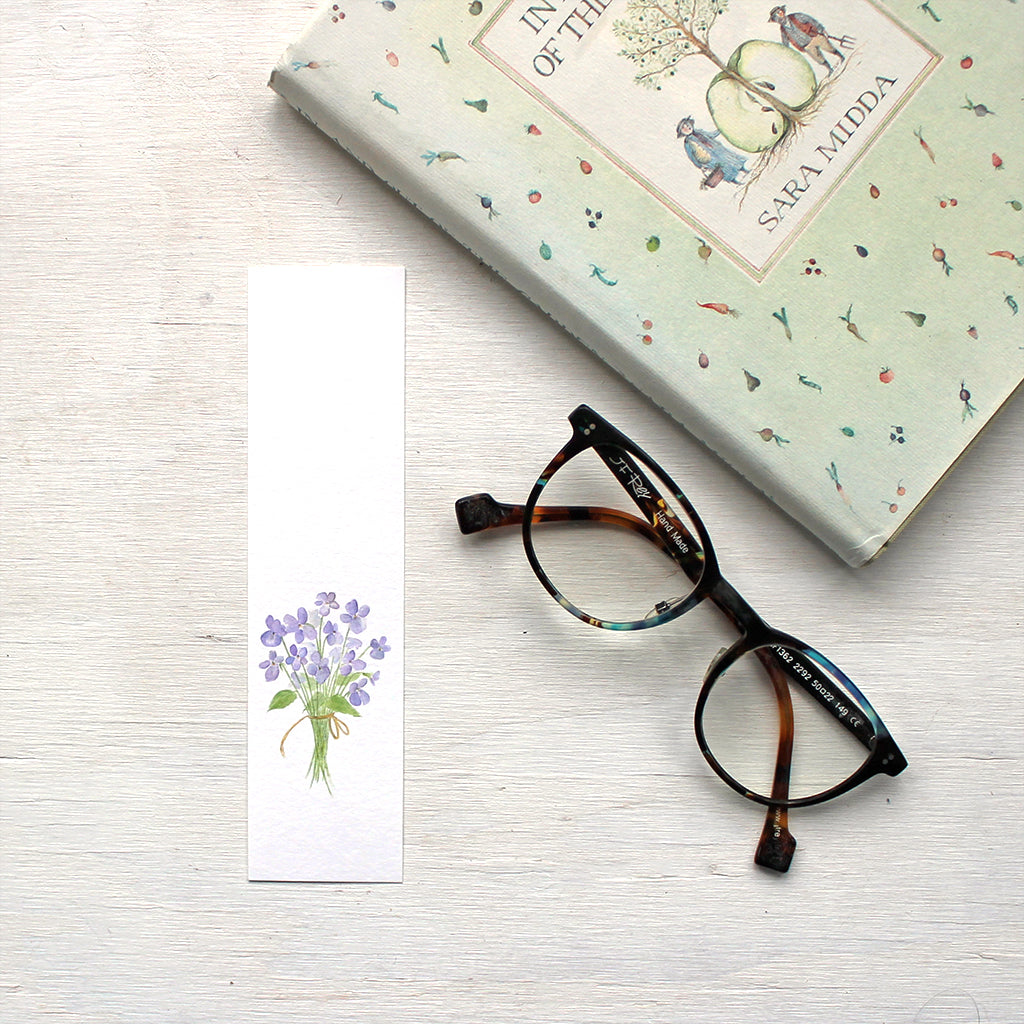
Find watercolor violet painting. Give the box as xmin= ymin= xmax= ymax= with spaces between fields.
xmin=259 ymin=591 xmax=391 ymax=792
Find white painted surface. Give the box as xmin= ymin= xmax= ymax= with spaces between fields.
xmin=1 ymin=3 xmax=1021 ymax=1022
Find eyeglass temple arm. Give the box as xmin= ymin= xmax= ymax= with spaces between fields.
xmin=455 ymin=492 xmax=672 ymax=552
xmin=753 ymin=647 xmax=798 ymax=873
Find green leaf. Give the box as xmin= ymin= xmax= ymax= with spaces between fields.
xmin=268 ymin=689 xmax=298 ymax=711
xmin=326 ymin=694 xmax=361 ymax=717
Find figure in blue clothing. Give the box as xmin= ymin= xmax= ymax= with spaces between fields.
xmin=769 ymin=5 xmax=848 ymax=75
xmin=675 ymin=116 xmax=748 ymax=190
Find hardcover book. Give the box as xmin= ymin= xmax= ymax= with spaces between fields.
xmin=269 ymin=0 xmax=1023 ymax=566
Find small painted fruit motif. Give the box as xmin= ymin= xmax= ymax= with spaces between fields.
xmin=696 ymin=238 xmax=711 ymax=263
xmin=967 ymin=325 xmax=978 ymax=339
xmin=528 ymin=190 xmax=542 ymax=204
xmin=960 ymin=55 xmax=973 ymax=69
xmin=525 ymin=123 xmax=542 ymax=136
xmin=889 ymin=425 xmax=906 ymax=445
xmin=993 ymin=152 xmax=1004 ymax=170
xmin=385 ymin=50 xmax=399 ymax=67
xmin=585 ymin=207 xmax=602 ymax=228
xmin=870 ymin=183 xmax=881 ymax=199
xmin=879 ymin=366 xmax=894 ymax=384
xmin=646 ymin=235 xmax=661 ymax=252
xmin=698 ymin=351 xmax=710 ymax=369
xmin=539 ymin=241 xmax=552 ymax=261
xmin=932 ymin=245 xmax=952 ymax=275
xmin=577 ymin=157 xmax=593 ymax=174
xmin=743 ymin=369 xmax=761 ymax=392
xmin=469 ymin=0 xmax=483 ymax=13
xmin=855 ymin=245 xmax=869 ymax=258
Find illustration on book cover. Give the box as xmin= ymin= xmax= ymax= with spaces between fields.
xmin=475 ymin=0 xmax=939 ymax=279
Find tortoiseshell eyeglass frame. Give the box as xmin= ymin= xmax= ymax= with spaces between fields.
xmin=455 ymin=404 xmax=907 ymax=873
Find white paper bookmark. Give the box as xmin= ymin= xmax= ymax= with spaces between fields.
xmin=248 ymin=265 xmax=404 ymax=882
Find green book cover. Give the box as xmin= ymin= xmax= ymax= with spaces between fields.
xmin=270 ymin=0 xmax=1023 ymax=566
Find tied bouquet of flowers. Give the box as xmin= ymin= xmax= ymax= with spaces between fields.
xmin=259 ymin=591 xmax=391 ymax=792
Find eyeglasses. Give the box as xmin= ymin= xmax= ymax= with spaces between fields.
xmin=455 ymin=405 xmax=906 ymax=872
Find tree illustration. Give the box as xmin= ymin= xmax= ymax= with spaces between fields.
xmin=612 ymin=0 xmax=809 ymax=126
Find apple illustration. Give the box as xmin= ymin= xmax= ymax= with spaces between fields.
xmin=706 ymin=40 xmax=817 ymax=152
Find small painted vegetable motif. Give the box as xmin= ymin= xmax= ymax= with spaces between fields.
xmin=743 ymin=369 xmax=761 ymax=392
xmin=372 ymin=91 xmax=399 ymax=113
xmin=772 ymin=308 xmax=792 ymax=340
xmin=932 ymin=245 xmax=953 ymax=275
xmin=697 ymin=300 xmax=739 ymax=317
xmin=902 ymin=310 xmax=927 ymax=327
xmin=839 ymin=304 xmax=866 ymax=341
xmin=962 ymin=96 xmax=995 ymax=117
xmin=914 ymin=127 xmax=935 ymax=162
xmin=826 ymin=462 xmax=852 ymax=505
xmin=421 ymin=150 xmax=465 ymax=165
xmin=959 ymin=381 xmax=977 ymax=420
xmin=756 ymin=428 xmax=790 ymax=445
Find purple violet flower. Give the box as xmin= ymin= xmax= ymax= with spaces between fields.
xmin=307 ymin=651 xmax=331 ymax=685
xmin=259 ymin=650 xmax=284 ymax=681
xmin=285 ymin=644 xmax=309 ymax=672
xmin=341 ymin=599 xmax=370 ymax=634
xmin=323 ymin=621 xmax=343 ymax=647
xmin=340 ymin=648 xmax=366 ymax=675
xmin=261 ymin=615 xmax=286 ymax=647
xmin=369 ymin=636 xmax=391 ymax=660
xmin=283 ymin=607 xmax=317 ymax=642
xmin=315 ymin=591 xmax=340 ymax=616
xmin=349 ymin=677 xmax=371 ymax=706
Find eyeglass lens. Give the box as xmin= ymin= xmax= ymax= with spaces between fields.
xmin=701 ymin=644 xmax=875 ymax=802
xmin=527 ymin=444 xmax=705 ymax=624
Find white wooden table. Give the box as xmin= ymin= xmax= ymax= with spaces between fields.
xmin=2 ymin=4 xmax=1022 ymax=1021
